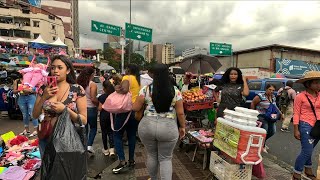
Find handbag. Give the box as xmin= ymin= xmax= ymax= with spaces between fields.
xmin=38 ymin=119 xmax=54 ymax=140
xmin=305 ymin=95 xmax=320 ymax=138
xmin=135 ymin=85 xmax=151 ymax=121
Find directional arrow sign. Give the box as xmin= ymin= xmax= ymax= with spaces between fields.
xmin=125 ymin=23 xmax=152 ymax=42
xmin=210 ymin=42 xmax=232 ymax=56
xmin=91 ymin=20 xmax=121 ymax=36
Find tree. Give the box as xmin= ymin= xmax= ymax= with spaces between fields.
xmin=104 ymin=47 xmax=121 ymax=72
xmin=145 ymin=58 xmax=157 ymax=70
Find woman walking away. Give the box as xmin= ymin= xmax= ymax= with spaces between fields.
xmin=13 ymin=72 xmax=39 ymax=137
xmin=112 ymin=64 xmax=140 ymax=174
xmin=77 ymin=67 xmax=99 ymax=154
xmin=32 ymin=55 xmax=87 ymax=156
xmin=133 ymin=63 xmax=186 ymax=180
xmin=251 ymin=84 xmax=281 ymax=153
xmin=217 ymin=67 xmax=249 ymax=118
xmin=292 ymin=71 xmax=320 ymax=180
xmin=98 ymin=80 xmax=115 ymax=156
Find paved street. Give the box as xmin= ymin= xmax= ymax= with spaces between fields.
xmin=0 ymin=111 xmax=297 ymax=179
xmin=267 ymin=122 xmax=320 ymax=172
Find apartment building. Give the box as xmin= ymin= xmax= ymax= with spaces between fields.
xmin=0 ymin=3 xmax=65 ymax=43
xmin=162 ymin=43 xmax=175 ymax=64
xmin=40 ymin=0 xmax=79 ymax=48
xmin=144 ymin=42 xmax=153 ymax=62
xmin=182 ymin=46 xmax=208 ymax=58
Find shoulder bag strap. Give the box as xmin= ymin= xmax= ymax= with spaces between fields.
xmin=305 ymin=94 xmax=317 ymax=119
xmin=110 ymin=112 xmax=132 ymax=132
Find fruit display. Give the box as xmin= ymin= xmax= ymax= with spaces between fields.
xmin=182 ymin=88 xmax=207 ymax=103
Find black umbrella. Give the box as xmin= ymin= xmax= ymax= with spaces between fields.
xmin=180 ymin=54 xmax=222 ymax=74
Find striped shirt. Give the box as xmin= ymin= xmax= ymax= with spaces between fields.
xmin=293 ymin=91 xmax=320 ymax=127
xmin=256 ymin=93 xmax=277 ymax=115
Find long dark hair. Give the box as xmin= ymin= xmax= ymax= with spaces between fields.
xmin=50 ymin=55 xmax=76 ymax=84
xmin=221 ymin=67 xmax=244 ymax=84
xmin=77 ymin=67 xmax=95 ymax=89
xmin=152 ymin=64 xmax=175 ymax=113
xmin=127 ymin=64 xmax=140 ymax=85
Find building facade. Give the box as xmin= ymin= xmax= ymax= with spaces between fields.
xmin=182 ymin=46 xmax=208 ymax=58
xmin=41 ymin=0 xmax=79 ymax=48
xmin=217 ymin=44 xmax=320 ymax=76
xmin=0 ymin=4 xmax=65 ymax=43
xmin=153 ymin=44 xmax=163 ymax=63
xmin=174 ymin=55 xmax=183 ymax=63
xmin=144 ymin=43 xmax=153 ymax=62
xmin=162 ymin=43 xmax=175 ymax=64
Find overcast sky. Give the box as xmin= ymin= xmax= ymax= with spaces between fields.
xmin=79 ymin=1 xmax=320 ymax=54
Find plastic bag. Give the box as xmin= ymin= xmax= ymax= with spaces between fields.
xmin=252 ymin=162 xmax=266 ymax=178
xmin=41 ymin=108 xmax=87 ymax=180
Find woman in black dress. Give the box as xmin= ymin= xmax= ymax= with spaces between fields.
xmin=217 ymin=67 xmax=249 ymax=118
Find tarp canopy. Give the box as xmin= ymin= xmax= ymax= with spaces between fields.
xmin=30 ymin=35 xmax=47 ymax=44
xmin=50 ymin=37 xmax=67 ymax=47
xmin=0 ymin=37 xmax=8 ymax=43
xmin=8 ymin=38 xmax=28 ymax=45
xmin=98 ymin=63 xmax=114 ymax=71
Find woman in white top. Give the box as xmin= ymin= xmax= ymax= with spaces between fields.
xmin=77 ymin=67 xmax=99 ymax=153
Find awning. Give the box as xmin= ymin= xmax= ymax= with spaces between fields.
xmin=50 ymin=37 xmax=67 ymax=47
xmin=30 ymin=35 xmax=47 ymax=44
xmin=8 ymin=38 xmax=28 ymax=45
xmin=73 ymin=63 xmax=94 ymax=67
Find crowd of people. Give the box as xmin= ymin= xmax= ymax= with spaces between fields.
xmin=7 ymin=53 xmax=320 ymax=180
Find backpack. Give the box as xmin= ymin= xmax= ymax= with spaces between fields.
xmin=278 ymin=88 xmax=290 ymax=107
xmin=258 ymin=93 xmax=281 ymax=123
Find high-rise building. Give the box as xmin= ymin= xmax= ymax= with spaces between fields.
xmin=153 ymin=44 xmax=163 ymax=63
xmin=40 ymin=0 xmax=79 ymax=48
xmin=107 ymin=35 xmax=120 ymax=49
xmin=144 ymin=43 xmax=153 ymax=62
xmin=182 ymin=46 xmax=208 ymax=58
xmin=162 ymin=43 xmax=175 ymax=64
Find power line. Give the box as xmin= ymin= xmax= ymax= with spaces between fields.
xmin=153 ymin=27 xmax=320 ymax=38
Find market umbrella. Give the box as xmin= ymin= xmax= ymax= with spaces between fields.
xmin=271 ymin=73 xmax=285 ymax=78
xmin=17 ymin=61 xmax=30 ymax=65
xmin=180 ymin=54 xmax=222 ymax=74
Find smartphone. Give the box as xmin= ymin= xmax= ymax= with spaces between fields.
xmin=47 ymin=76 xmax=57 ymax=88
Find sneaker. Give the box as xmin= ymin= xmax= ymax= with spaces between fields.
xmin=262 ymin=147 xmax=268 ymax=153
xmin=87 ymin=146 xmax=95 ymax=154
xmin=102 ymin=149 xmax=109 ymax=156
xmin=128 ymin=160 xmax=135 ymax=168
xmin=112 ymin=162 xmax=127 ymax=174
xmin=20 ymin=130 xmax=30 ymax=136
xmin=281 ymin=128 xmax=290 ymax=133
xmin=29 ymin=131 xmax=37 ymax=137
xmin=109 ymin=148 xmax=115 ymax=156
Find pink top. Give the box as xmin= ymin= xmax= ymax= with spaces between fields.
xmin=293 ymin=91 xmax=320 ymax=126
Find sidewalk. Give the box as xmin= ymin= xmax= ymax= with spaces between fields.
xmin=89 ymin=137 xmax=293 ymax=180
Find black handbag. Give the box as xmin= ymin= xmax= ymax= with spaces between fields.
xmin=305 ymin=95 xmax=320 ymax=139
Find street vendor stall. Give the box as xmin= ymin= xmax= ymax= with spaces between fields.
xmin=0 ymin=131 xmax=40 ymax=180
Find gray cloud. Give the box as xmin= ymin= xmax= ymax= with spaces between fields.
xmin=79 ymin=1 xmax=320 ymax=54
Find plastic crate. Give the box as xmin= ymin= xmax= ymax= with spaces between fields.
xmin=209 ymin=151 xmax=252 ymax=180
xmin=184 ymin=100 xmax=214 ymax=111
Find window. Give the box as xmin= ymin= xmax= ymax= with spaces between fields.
xmin=248 ymin=81 xmax=262 ymax=90
xmin=52 ymin=36 xmax=56 ymax=41
xmin=292 ymin=82 xmax=305 ymax=93
xmin=13 ymin=30 xmax=30 ymax=38
xmin=265 ymin=81 xmax=283 ymax=91
xmin=33 ymin=33 xmax=39 ymax=39
xmin=48 ymin=15 xmax=55 ymax=20
xmin=51 ymin=24 xmax=55 ymax=30
xmin=33 ymin=21 xmax=39 ymax=27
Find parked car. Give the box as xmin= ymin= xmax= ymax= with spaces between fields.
xmin=244 ymin=78 xmax=305 ymax=108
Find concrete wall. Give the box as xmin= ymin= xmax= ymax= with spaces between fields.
xmin=236 ymin=50 xmax=271 ymax=69
xmin=0 ymin=7 xmax=65 ymax=43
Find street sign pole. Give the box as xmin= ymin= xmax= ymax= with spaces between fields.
xmin=129 ymin=0 xmax=132 ymax=64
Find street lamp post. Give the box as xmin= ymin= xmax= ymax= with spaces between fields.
xmin=120 ymin=36 xmax=126 ymax=74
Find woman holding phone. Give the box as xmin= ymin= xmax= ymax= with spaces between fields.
xmin=32 ymin=55 xmax=87 ymax=156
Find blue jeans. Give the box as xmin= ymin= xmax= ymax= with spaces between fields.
xmin=294 ymin=121 xmax=320 ymax=174
xmin=113 ymin=111 xmax=138 ymax=161
xmin=86 ymin=107 xmax=98 ymax=146
xmin=259 ymin=117 xmax=276 ymax=142
xmin=17 ymin=94 xmax=38 ymax=128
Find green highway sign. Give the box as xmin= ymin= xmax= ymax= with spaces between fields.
xmin=91 ymin=20 xmax=121 ymax=36
xmin=125 ymin=23 xmax=152 ymax=42
xmin=210 ymin=42 xmax=232 ymax=56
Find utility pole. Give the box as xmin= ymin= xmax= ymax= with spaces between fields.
xmin=128 ymin=0 xmax=132 ymax=64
